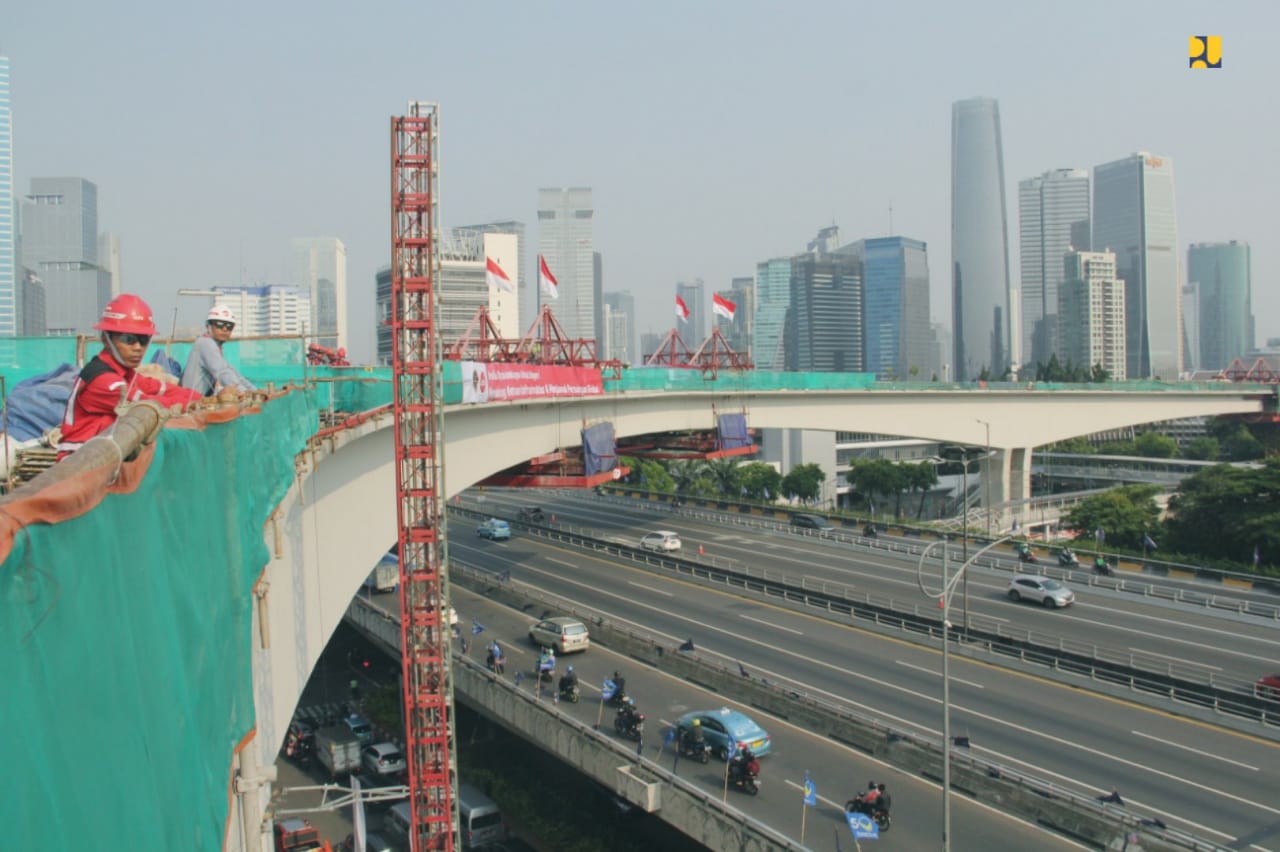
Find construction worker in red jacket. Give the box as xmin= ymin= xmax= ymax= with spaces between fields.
xmin=59 ymin=294 xmax=202 ymax=457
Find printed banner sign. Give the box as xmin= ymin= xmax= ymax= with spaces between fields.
xmin=462 ymin=362 xmax=604 ymax=404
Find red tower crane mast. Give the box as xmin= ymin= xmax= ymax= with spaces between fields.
xmin=390 ymin=102 xmax=457 ymax=851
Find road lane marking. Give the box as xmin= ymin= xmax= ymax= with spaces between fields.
xmin=740 ymin=613 xmax=802 ymax=635
xmin=1127 ymin=648 xmax=1222 ymax=670
xmin=547 ymin=557 xmax=577 ymax=569
xmin=628 ymin=581 xmax=674 ymax=597
xmin=896 ymin=660 xmax=984 ymax=688
xmin=1128 ymin=730 xmax=1258 ymax=771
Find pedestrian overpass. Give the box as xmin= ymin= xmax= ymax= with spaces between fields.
xmin=0 ymin=363 xmax=1269 ymax=850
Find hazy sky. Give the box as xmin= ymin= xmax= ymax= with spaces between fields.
xmin=7 ymin=1 xmax=1277 ymax=364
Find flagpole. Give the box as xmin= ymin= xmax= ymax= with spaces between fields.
xmin=800 ymin=798 xmax=807 ymax=845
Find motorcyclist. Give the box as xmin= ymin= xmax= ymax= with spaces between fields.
xmin=610 ymin=670 xmax=627 ymax=705
xmin=875 ymin=783 xmax=891 ymax=813
xmin=1094 ymin=554 xmax=1111 ymax=575
xmin=558 ymin=665 xmax=579 ymax=695
xmin=860 ymin=780 xmax=880 ymax=809
xmin=729 ymin=745 xmax=759 ymax=787
xmin=681 ymin=718 xmax=705 ymax=752
xmin=616 ymin=696 xmax=641 ymax=734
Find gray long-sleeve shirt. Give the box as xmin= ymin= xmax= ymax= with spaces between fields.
xmin=181 ymin=334 xmax=256 ymax=396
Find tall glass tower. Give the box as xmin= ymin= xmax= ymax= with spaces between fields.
xmin=951 ymin=97 xmax=1012 ymax=380
xmin=844 ymin=236 xmax=931 ymax=379
xmin=21 ymin=177 xmax=109 ymax=334
xmin=1188 ymin=241 xmax=1252 ymax=371
xmin=292 ymin=237 xmax=348 ymax=351
xmin=753 ymin=257 xmax=792 ymax=370
xmin=537 ymin=187 xmax=594 ymax=341
xmin=1018 ymin=168 xmax=1090 ymax=367
xmin=1092 ymin=152 xmax=1181 ymax=379
xmin=0 ymin=56 xmax=14 ymax=336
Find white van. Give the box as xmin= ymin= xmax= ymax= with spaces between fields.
xmin=458 ymin=783 xmax=506 ymax=850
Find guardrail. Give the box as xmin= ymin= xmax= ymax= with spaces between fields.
xmin=450 ymin=504 xmax=1280 ymax=729
xmin=436 ymin=563 xmax=1226 ymax=852
xmin=345 ymin=596 xmax=804 ymax=852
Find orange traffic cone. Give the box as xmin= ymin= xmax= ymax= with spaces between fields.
xmin=698 ymin=544 xmax=705 ymax=556
xmin=551 ymin=513 xmax=556 ymax=524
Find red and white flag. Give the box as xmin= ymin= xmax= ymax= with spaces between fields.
xmin=538 ymin=254 xmax=559 ymax=299
xmin=675 ymin=294 xmax=690 ymax=322
xmin=712 ymin=293 xmax=737 ymax=321
xmin=486 ymin=257 xmax=514 ymax=293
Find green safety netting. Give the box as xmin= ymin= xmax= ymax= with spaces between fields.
xmin=0 ymin=388 xmax=317 ymax=850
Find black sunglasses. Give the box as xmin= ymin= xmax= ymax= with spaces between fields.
xmin=210 ymin=321 xmax=235 ymax=331
xmin=115 ymin=333 xmax=152 ymax=346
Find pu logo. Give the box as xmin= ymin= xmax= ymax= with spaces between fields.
xmin=1189 ymin=36 xmax=1222 ymax=68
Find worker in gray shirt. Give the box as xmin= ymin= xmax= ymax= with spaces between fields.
xmin=182 ymin=305 xmax=257 ymax=396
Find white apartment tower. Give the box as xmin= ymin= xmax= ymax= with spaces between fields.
xmin=1058 ymin=250 xmax=1125 ymax=380
xmin=537 ymin=188 xmax=594 ymax=340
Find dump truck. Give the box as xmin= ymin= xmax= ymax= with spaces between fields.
xmin=315 ymin=725 xmax=362 ymax=779
xmin=274 ymin=817 xmax=324 ymax=852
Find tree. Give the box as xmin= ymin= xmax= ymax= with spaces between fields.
xmin=738 ymin=462 xmax=782 ymax=501
xmin=781 ymin=463 xmax=826 ymax=503
xmin=1043 ymin=436 xmax=1094 ymax=455
xmin=1183 ymin=436 xmax=1220 ymax=461
xmin=1133 ymin=431 xmax=1178 ymax=459
xmin=701 ymin=458 xmax=742 ymax=497
xmin=905 ymin=462 xmax=940 ymax=519
xmin=1220 ymin=424 xmax=1265 ymax=461
xmin=664 ymin=460 xmax=702 ymax=494
xmin=625 ymin=457 xmax=674 ymax=493
xmin=1089 ymin=363 xmax=1111 ymax=383
xmin=849 ymin=459 xmax=907 ymax=515
xmin=1098 ymin=439 xmax=1136 ymax=456
xmin=1164 ymin=459 xmax=1280 ymax=565
xmin=1061 ymin=485 xmax=1161 ymax=549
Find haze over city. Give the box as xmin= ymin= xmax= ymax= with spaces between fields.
xmin=6 ymin=0 xmax=1276 ymax=364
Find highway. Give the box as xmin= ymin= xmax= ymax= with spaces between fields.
xmin=437 ymin=489 xmax=1280 ymax=851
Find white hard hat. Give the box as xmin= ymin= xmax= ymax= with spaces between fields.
xmin=207 ymin=304 xmax=237 ymax=324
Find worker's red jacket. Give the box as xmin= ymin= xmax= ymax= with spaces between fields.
xmin=59 ymin=349 xmax=201 ymax=455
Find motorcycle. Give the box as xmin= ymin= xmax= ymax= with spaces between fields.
xmin=1093 ymin=557 xmax=1114 ymax=577
xmin=614 ymin=708 xmax=645 ymax=741
xmin=1058 ymin=549 xmax=1079 ymax=566
xmin=727 ymin=755 xmax=761 ymax=795
xmin=677 ymin=732 xmax=711 ymax=763
xmin=863 ymin=524 xmax=878 ymax=539
xmin=1016 ymin=543 xmax=1040 ymax=564
xmin=558 ymin=680 xmax=580 ymax=703
xmin=845 ymin=796 xmax=891 ymax=832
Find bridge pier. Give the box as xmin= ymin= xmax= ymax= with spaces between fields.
xmin=979 ymin=447 xmax=1033 ymax=533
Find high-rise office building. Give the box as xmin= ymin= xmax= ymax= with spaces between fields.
xmin=375 ymin=265 xmax=392 ymax=366
xmin=1018 ymin=168 xmax=1090 ymax=368
xmin=719 ymin=276 xmax=754 ymax=355
xmin=1092 ymin=152 xmax=1181 ymax=379
xmin=676 ymin=278 xmax=706 ymax=345
xmin=213 ymin=285 xmax=310 ymax=337
xmin=1058 ymin=250 xmax=1125 ymax=380
xmin=1188 ymin=241 xmax=1252 ymax=371
xmin=434 ymin=229 xmax=520 ymax=346
xmin=292 ymin=237 xmax=347 ymax=351
xmin=20 ymin=177 xmax=110 ymax=334
xmin=0 ymin=56 xmax=14 ymax=336
xmin=753 ymin=258 xmax=792 ymax=370
xmin=787 ymin=253 xmax=863 ymax=372
xmin=455 ymin=220 xmax=525 ymax=329
xmin=603 ymin=290 xmax=637 ymax=364
xmin=537 ymin=188 xmax=594 ymax=340
xmin=951 ymin=97 xmax=1013 ymax=379
xmin=1181 ymin=283 xmax=1200 ymax=373
xmin=593 ymin=252 xmax=604 ymax=345
xmin=843 ymin=236 xmax=931 ymax=379
xmin=98 ymin=232 xmax=121 ymax=297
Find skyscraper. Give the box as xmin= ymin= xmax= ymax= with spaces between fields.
xmin=753 ymin=257 xmax=792 ymax=370
xmin=1058 ymin=250 xmax=1125 ymax=380
xmin=951 ymin=97 xmax=1013 ymax=379
xmin=21 ymin=177 xmax=110 ymax=334
xmin=455 ymin=220 xmax=525 ymax=329
xmin=0 ymin=56 xmax=14 ymax=336
xmin=603 ymin=290 xmax=637 ymax=363
xmin=1188 ymin=241 xmax=1252 ymax=371
xmin=843 ymin=236 xmax=931 ymax=379
xmin=1092 ymin=152 xmax=1181 ymax=379
xmin=292 ymin=237 xmax=348 ymax=351
xmin=719 ymin=276 xmax=754 ymax=355
xmin=537 ymin=188 xmax=594 ymax=340
xmin=1018 ymin=168 xmax=1090 ymax=367
xmin=787 ymin=253 xmax=863 ymax=372
xmin=676 ymin=278 xmax=706 ymax=345
xmin=213 ymin=285 xmax=310 ymax=337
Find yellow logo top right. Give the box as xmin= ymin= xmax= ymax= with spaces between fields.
xmin=1189 ymin=36 xmax=1222 ymax=68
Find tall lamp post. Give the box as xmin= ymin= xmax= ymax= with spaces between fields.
xmin=941 ymin=444 xmax=985 ymax=632
xmin=976 ymin=418 xmax=992 ymax=537
xmin=917 ymin=535 xmax=1012 ymax=852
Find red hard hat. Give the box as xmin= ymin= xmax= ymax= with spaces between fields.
xmin=95 ymin=294 xmax=157 ymax=335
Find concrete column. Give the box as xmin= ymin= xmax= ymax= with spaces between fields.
xmin=978 ymin=450 xmax=1014 ymax=534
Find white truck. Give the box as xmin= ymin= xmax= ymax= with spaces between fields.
xmin=364 ymin=554 xmax=399 ymax=594
xmin=314 ymin=726 xmax=362 ymax=779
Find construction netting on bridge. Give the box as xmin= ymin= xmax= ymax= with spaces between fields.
xmin=0 ymin=384 xmax=317 ymax=849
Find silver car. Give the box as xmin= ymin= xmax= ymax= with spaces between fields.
xmin=361 ymin=742 xmax=406 ymax=776
xmin=1007 ymin=575 xmax=1075 ymax=608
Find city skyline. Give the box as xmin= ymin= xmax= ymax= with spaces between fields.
xmin=4 ymin=4 xmax=1275 ymax=363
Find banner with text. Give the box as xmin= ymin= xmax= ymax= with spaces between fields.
xmin=461 ymin=361 xmax=604 ymax=404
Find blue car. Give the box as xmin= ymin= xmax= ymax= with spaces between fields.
xmin=675 ymin=707 xmax=772 ymax=759
xmin=477 ymin=518 xmax=511 ymax=541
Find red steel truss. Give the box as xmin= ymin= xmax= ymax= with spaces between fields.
xmin=643 ymin=326 xmax=752 ymax=378
xmin=390 ymin=102 xmax=456 ymax=852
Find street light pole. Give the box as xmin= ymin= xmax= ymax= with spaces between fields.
xmin=977 ymin=419 xmax=991 ymax=538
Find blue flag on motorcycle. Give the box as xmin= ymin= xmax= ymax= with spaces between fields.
xmin=803 ymin=772 xmax=817 ymax=807
xmin=846 ymin=809 xmax=879 ymax=840
xmin=664 ymin=726 xmax=677 ymax=747
xmin=538 ymin=649 xmax=555 ymax=672
xmin=471 ymin=619 xmax=485 ymax=635
xmin=602 ymin=678 xmax=617 ymax=701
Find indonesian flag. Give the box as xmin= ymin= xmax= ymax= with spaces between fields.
xmin=538 ymin=254 xmax=559 ymax=299
xmin=486 ymin=257 xmax=514 ymax=293
xmin=713 ymin=293 xmax=737 ymax=321
xmin=675 ymin=294 xmax=690 ymax=322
